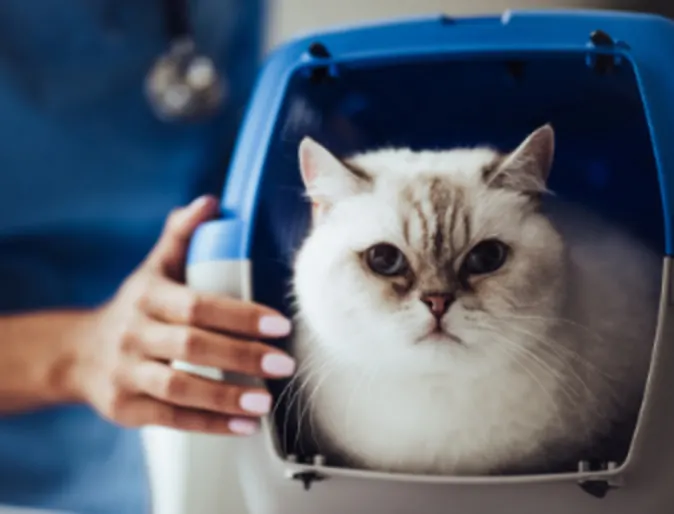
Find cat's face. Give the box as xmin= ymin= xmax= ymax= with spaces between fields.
xmin=293 ymin=126 xmax=568 ymax=376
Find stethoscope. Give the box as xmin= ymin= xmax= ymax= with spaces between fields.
xmin=145 ymin=0 xmax=227 ymax=121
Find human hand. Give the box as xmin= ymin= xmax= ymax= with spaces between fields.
xmin=67 ymin=195 xmax=295 ymax=435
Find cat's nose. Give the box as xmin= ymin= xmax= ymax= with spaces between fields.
xmin=420 ymin=292 xmax=455 ymax=319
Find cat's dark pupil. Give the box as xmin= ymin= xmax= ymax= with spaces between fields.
xmin=367 ymin=244 xmax=406 ymax=276
xmin=463 ymin=240 xmax=508 ymax=275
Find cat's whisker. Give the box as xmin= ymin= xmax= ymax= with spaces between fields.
xmin=342 ymin=363 xmax=383 ymax=449
xmin=486 ymin=281 xmax=566 ymax=311
xmin=495 ymin=338 xmax=611 ymax=436
xmin=276 ymin=346 xmax=330 ymax=454
xmin=478 ymin=322 xmax=588 ymax=408
xmin=502 ymin=327 xmax=620 ymax=399
xmin=495 ymin=313 xmax=607 ymax=343
xmin=296 ymin=360 xmax=338 ymax=444
xmin=511 ymin=331 xmax=604 ymax=409
xmin=288 ymin=359 xmax=334 ymax=452
xmin=474 ymin=303 xmax=619 ymax=407
xmin=492 ymin=320 xmax=619 ymax=407
xmin=484 ymin=333 xmax=568 ymax=430
xmin=274 ymin=348 xmax=324 ymax=410
xmin=508 ymin=343 xmax=586 ymax=405
xmin=291 ymin=340 xmax=346 ymax=448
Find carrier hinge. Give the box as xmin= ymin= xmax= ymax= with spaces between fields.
xmin=305 ymin=42 xmax=338 ymax=85
xmin=587 ymin=29 xmax=624 ymax=75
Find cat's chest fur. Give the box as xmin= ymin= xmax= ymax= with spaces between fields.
xmin=295 ymin=344 xmax=574 ymax=475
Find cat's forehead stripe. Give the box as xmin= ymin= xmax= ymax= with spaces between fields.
xmin=397 ymin=177 xmax=473 ymax=273
xmin=430 ymin=177 xmax=450 ymax=259
xmin=462 ymin=205 xmax=472 ymax=251
xmin=411 ymin=198 xmax=429 ymax=250
xmin=402 ymin=214 xmax=411 ymax=245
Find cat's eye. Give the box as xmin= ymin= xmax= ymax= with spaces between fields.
xmin=365 ymin=244 xmax=408 ymax=277
xmin=462 ymin=239 xmax=509 ymax=276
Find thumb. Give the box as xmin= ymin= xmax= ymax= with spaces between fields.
xmin=147 ymin=195 xmax=219 ymax=279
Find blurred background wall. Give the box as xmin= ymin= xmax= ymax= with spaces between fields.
xmin=265 ymin=0 xmax=674 ymax=49
xmin=144 ymin=1 xmax=674 ymax=513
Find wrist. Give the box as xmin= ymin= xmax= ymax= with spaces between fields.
xmin=45 ymin=308 xmax=102 ymax=405
xmin=0 ymin=308 xmax=104 ymax=414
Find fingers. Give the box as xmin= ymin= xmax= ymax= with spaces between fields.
xmin=146 ymin=195 xmax=220 ymax=279
xmin=133 ymin=362 xmax=273 ymax=419
xmin=119 ymin=395 xmax=259 ymax=435
xmin=141 ymin=277 xmax=292 ymax=339
xmin=138 ymin=320 xmax=296 ymax=378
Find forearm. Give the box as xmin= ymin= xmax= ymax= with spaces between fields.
xmin=0 ymin=310 xmax=92 ymax=413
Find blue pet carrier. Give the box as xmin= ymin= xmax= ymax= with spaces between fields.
xmin=175 ymin=9 xmax=674 ymax=514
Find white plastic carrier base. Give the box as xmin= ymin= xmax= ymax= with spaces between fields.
xmin=160 ymin=257 xmax=674 ymax=514
xmin=150 ymin=259 xmax=253 ymax=514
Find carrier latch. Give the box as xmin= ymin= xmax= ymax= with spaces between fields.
xmin=290 ymin=470 xmax=328 ymax=491
xmin=576 ymin=460 xmax=623 ymax=499
xmin=286 ymin=454 xmax=329 ymax=491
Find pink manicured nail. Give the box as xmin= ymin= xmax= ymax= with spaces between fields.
xmin=261 ymin=353 xmax=296 ymax=377
xmin=240 ymin=392 xmax=272 ymax=414
xmin=258 ymin=315 xmax=292 ymax=336
xmin=229 ymin=418 xmax=259 ymax=435
xmin=190 ymin=195 xmax=216 ymax=210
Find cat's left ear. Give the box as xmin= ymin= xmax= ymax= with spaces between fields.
xmin=298 ymin=137 xmax=372 ymax=215
xmin=485 ymin=124 xmax=555 ymax=195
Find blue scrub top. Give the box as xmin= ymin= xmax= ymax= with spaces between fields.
xmin=0 ymin=1 xmax=262 ymax=512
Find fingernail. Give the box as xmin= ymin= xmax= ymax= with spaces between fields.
xmin=240 ymin=392 xmax=272 ymax=414
xmin=261 ymin=353 xmax=296 ymax=377
xmin=190 ymin=195 xmax=216 ymax=210
xmin=229 ymin=418 xmax=259 ymax=435
xmin=258 ymin=315 xmax=292 ymax=337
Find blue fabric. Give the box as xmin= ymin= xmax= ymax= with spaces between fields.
xmin=0 ymin=1 xmax=262 ymax=512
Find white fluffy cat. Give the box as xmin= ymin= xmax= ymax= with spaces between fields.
xmin=289 ymin=125 xmax=661 ymax=475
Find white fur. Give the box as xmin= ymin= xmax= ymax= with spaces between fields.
xmin=291 ymin=135 xmax=661 ymax=476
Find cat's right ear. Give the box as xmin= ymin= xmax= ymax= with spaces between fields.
xmin=298 ymin=137 xmax=371 ymax=217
